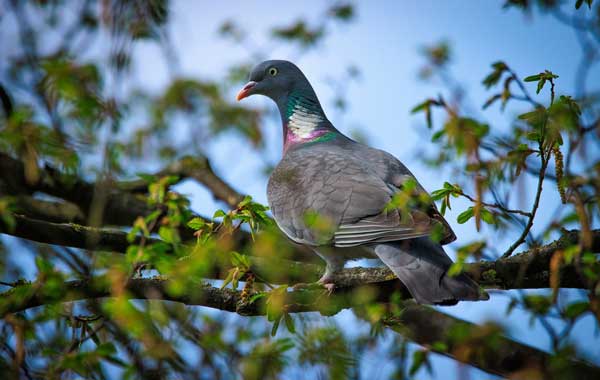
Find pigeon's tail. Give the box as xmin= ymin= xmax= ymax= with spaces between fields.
xmin=369 ymin=238 xmax=489 ymax=305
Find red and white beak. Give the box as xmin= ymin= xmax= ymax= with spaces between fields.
xmin=236 ymin=81 xmax=257 ymax=101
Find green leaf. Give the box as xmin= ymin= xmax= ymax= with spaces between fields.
xmin=524 ymin=74 xmax=541 ymax=82
xmin=439 ymin=198 xmax=447 ymax=215
xmin=411 ymin=99 xmax=438 ymax=128
xmin=238 ymin=195 xmax=253 ymax=208
xmin=126 ymin=225 xmax=140 ymax=243
xmin=429 ymin=222 xmax=446 ymax=243
xmin=284 ymin=313 xmax=296 ymax=334
xmin=409 ymin=350 xmax=429 ymax=376
xmin=187 ymin=217 xmax=205 ymax=230
xmin=35 ymin=256 xmax=54 ymax=273
xmin=330 ymin=4 xmax=354 ymax=20
xmin=136 ymin=173 xmax=157 ymax=183
xmin=431 ymin=129 xmax=445 ymax=142
xmin=506 ymin=298 xmax=518 ymax=316
xmin=518 ymin=108 xmax=548 ymax=132
xmin=248 ymin=292 xmax=268 ymax=304
xmin=96 ymin=342 xmax=117 ymax=356
xmin=271 ymin=21 xmax=325 ymax=47
xmin=482 ymin=61 xmax=508 ymax=89
xmin=457 ymin=207 xmax=474 ymax=224
xmin=411 ymin=100 xmax=430 ymax=114
xmin=523 ymin=70 xmax=559 ymax=95
xmin=271 ymin=317 xmax=281 ymax=337
xmin=564 ymin=301 xmax=589 ymax=319
xmin=213 ymin=209 xmax=226 ymax=218
xmin=480 ymin=208 xmax=496 ymax=224
xmin=430 ymin=341 xmax=448 ymax=352
xmin=106 ymin=355 xmax=128 ymax=367
xmin=536 ymin=78 xmax=546 ymax=94
xmin=447 ymin=262 xmax=463 ymax=277
xmin=523 ymin=294 xmax=552 ymax=315
xmin=430 ymin=188 xmax=449 ymax=201
xmin=221 ymin=268 xmax=235 ymax=289
xmin=144 ymin=210 xmax=162 ymax=224
xmin=230 ymin=251 xmax=250 ymax=270
xmin=158 ymin=226 xmax=178 ymax=244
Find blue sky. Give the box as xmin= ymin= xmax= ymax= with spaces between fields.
xmin=119 ymin=1 xmax=600 ymax=378
xmin=3 ymin=1 xmax=600 ymax=379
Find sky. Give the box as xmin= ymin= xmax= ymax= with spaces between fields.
xmin=128 ymin=1 xmax=600 ymax=379
xmin=119 ymin=2 xmax=600 ymax=379
xmin=3 ymin=1 xmax=600 ymax=379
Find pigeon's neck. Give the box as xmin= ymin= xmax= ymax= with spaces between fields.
xmin=277 ymin=90 xmax=336 ymax=152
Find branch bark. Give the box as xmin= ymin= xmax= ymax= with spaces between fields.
xmin=376 ymin=305 xmax=600 ymax=379
xmin=1 ymin=214 xmax=597 ymax=291
xmin=0 ymin=153 xmax=315 ymax=260
xmin=0 ymin=152 xmax=154 ymax=227
xmin=0 ymin=214 xmax=162 ymax=252
xmin=118 ymin=155 xmax=244 ymax=208
xmin=3 ymin=156 xmax=600 ymax=378
xmin=11 ymin=196 xmax=85 ymax=224
xmin=1 ymin=276 xmax=599 ymax=379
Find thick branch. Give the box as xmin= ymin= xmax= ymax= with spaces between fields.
xmin=119 ymin=155 xmax=244 ymax=208
xmin=0 ymin=214 xmax=162 ymax=252
xmin=0 ymin=152 xmax=153 ymax=227
xmin=1 ymin=277 xmax=599 ymax=379
xmin=11 ymin=196 xmax=85 ymax=224
xmin=1 ymin=214 xmax=598 ymax=291
xmin=0 ymin=153 xmax=315 ymax=260
xmin=376 ymin=305 xmax=600 ymax=379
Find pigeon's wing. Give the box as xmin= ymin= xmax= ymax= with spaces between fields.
xmin=331 ymin=146 xmax=456 ymax=248
xmin=333 ymin=174 xmax=447 ymax=248
xmin=267 ymin=149 xmax=356 ymax=246
xmin=267 ymin=147 xmax=450 ymax=247
xmin=334 ymin=207 xmax=438 ymax=247
xmin=354 ymin=146 xmax=457 ymax=245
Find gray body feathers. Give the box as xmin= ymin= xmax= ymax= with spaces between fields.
xmin=268 ymin=137 xmax=487 ymax=305
xmin=240 ymin=59 xmax=487 ymax=305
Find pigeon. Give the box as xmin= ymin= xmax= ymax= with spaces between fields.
xmin=237 ymin=60 xmax=488 ymax=305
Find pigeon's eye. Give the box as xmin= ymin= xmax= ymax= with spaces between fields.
xmin=268 ymin=67 xmax=278 ymax=76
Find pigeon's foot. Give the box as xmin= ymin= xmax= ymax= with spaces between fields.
xmin=291 ymin=276 xmax=336 ymax=294
xmin=322 ymin=282 xmax=335 ymax=294
xmin=317 ymin=274 xmax=336 ymax=294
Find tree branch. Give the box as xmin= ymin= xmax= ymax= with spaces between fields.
xmin=502 ymin=149 xmax=551 ymax=258
xmin=119 ymin=155 xmax=244 ymax=208
xmin=0 ymin=153 xmax=317 ymax=260
xmin=1 ymin=213 xmax=598 ymax=292
xmin=0 ymin=214 xmax=160 ymax=252
xmin=375 ymin=305 xmax=600 ymax=379
xmin=1 ymin=276 xmax=599 ymax=379
xmin=11 ymin=196 xmax=85 ymax=224
xmin=0 ymin=152 xmax=153 ymax=227
xmin=0 ymin=83 xmax=13 ymax=118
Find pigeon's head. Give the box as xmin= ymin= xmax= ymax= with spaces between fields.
xmin=236 ymin=60 xmax=309 ymax=102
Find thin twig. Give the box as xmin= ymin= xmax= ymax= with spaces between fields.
xmin=502 ymin=150 xmax=550 ymax=258
xmin=507 ymin=67 xmax=543 ymax=108
xmin=67 ymin=321 xmax=106 ymax=353
xmin=456 ymin=190 xmax=532 ymax=217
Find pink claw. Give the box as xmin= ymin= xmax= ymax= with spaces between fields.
xmin=322 ymin=282 xmax=336 ymax=294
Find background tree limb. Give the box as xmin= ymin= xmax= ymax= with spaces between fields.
xmin=2 ymin=276 xmax=599 ymax=379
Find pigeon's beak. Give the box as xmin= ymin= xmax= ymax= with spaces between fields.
xmin=236 ymin=81 xmax=257 ymax=101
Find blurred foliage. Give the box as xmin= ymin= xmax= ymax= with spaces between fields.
xmin=410 ymin=0 xmax=600 ymax=374
xmin=0 ymin=1 xmax=599 ymax=379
